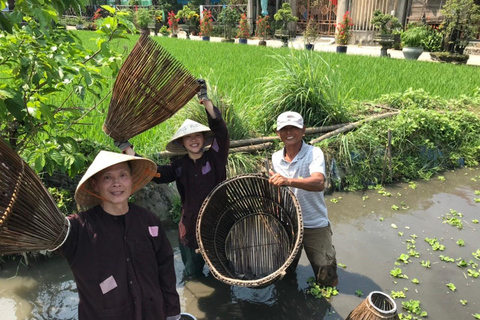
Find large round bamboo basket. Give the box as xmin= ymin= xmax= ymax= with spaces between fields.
xmin=0 ymin=140 xmax=69 ymax=254
xmin=196 ymin=174 xmax=303 ymax=287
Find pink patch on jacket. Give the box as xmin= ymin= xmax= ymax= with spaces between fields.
xmin=149 ymin=226 xmax=159 ymax=237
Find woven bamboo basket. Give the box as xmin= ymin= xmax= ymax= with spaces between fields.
xmin=0 ymin=140 xmax=70 ymax=254
xmin=196 ymin=174 xmax=303 ymax=287
xmin=346 ymin=291 xmax=400 ymax=320
xmin=103 ymin=34 xmax=200 ymax=142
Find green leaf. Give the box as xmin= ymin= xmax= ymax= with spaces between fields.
xmin=39 ymin=104 xmax=55 ymax=125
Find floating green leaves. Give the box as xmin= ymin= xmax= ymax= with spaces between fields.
xmin=401 ymin=299 xmax=428 ymax=318
xmin=442 ymin=209 xmax=464 ymax=229
xmin=306 ymin=277 xmax=338 ymax=299
xmin=457 ymin=239 xmax=466 ymax=246
xmin=439 ymin=255 xmax=455 ymax=263
xmin=446 ymin=283 xmax=456 ymax=291
xmin=425 ymin=237 xmax=445 ymax=251
xmin=391 ymin=290 xmax=406 ymax=298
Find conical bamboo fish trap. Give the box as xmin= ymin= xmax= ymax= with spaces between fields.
xmin=0 ymin=140 xmax=70 ymax=254
xmin=103 ymin=34 xmax=200 ymax=142
xmin=346 ymin=291 xmax=400 ymax=320
xmin=196 ymin=174 xmax=303 ymax=287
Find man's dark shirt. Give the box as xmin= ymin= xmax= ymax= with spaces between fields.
xmin=60 ymin=204 xmax=180 ymax=320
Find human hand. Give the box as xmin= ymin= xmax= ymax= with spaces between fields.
xmin=114 ymin=140 xmax=133 ymax=153
xmin=196 ymin=79 xmax=210 ymax=104
xmin=269 ymin=170 xmax=290 ymax=186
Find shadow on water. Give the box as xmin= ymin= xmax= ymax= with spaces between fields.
xmin=0 ymin=167 xmax=479 ymax=320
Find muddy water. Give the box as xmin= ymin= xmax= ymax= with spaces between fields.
xmin=1 ymin=167 xmax=479 ymax=320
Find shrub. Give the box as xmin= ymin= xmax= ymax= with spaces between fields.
xmin=401 ymin=25 xmax=429 ymax=48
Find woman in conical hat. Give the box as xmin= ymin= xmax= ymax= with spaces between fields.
xmin=120 ymin=79 xmax=230 ymax=279
xmin=59 ymin=151 xmax=181 ymax=320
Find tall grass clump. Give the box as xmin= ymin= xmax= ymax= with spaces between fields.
xmin=255 ymin=49 xmax=353 ymax=132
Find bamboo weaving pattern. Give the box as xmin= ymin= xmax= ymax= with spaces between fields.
xmin=346 ymin=291 xmax=400 ymax=320
xmin=196 ymin=174 xmax=303 ymax=287
xmin=0 ymin=140 xmax=69 ymax=254
xmin=103 ymin=34 xmax=200 ymax=142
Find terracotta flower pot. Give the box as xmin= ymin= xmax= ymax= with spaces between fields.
xmin=258 ymin=40 xmax=267 ymax=46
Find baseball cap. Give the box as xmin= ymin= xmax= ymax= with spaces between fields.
xmin=276 ymin=111 xmax=304 ymax=131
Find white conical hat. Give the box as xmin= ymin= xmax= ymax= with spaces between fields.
xmin=165 ymin=119 xmax=214 ymax=154
xmin=74 ymin=151 xmax=157 ymax=207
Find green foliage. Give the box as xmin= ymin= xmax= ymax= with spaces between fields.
xmin=218 ymin=6 xmax=240 ymax=40
xmin=169 ymin=194 xmax=182 ymax=224
xmin=47 ymin=187 xmax=75 ymax=215
xmin=401 ymin=25 xmax=429 ymax=48
xmin=255 ymin=49 xmax=352 ymax=132
xmin=135 ymin=7 xmax=153 ymax=29
xmin=440 ymin=0 xmax=480 ymax=54
xmin=0 ymin=4 xmax=135 ymax=177
xmin=371 ymin=9 xmax=401 ymax=35
xmin=401 ymin=299 xmax=428 ymax=317
xmin=303 ymin=18 xmax=319 ymax=44
xmin=273 ymin=3 xmax=297 ymax=30
xmin=421 ymin=27 xmax=443 ymax=52
xmin=306 ymin=277 xmax=338 ymax=299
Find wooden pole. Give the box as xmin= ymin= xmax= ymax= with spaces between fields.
xmin=309 ymin=112 xmax=399 ymax=145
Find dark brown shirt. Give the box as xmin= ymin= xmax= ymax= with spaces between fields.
xmin=153 ymin=106 xmax=229 ymax=248
xmin=60 ymin=204 xmax=180 ymax=320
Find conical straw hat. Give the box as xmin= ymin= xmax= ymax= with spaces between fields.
xmin=165 ymin=119 xmax=214 ymax=154
xmin=75 ymin=151 xmax=157 ymax=207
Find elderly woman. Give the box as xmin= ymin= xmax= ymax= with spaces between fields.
xmin=59 ymin=151 xmax=181 ymax=320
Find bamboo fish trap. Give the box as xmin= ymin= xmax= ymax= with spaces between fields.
xmin=196 ymin=174 xmax=303 ymax=287
xmin=0 ymin=140 xmax=70 ymax=254
xmin=346 ymin=291 xmax=400 ymax=320
xmin=103 ymin=34 xmax=200 ymax=142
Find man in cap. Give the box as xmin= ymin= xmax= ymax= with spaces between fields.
xmin=268 ymin=111 xmax=338 ymax=287
xmin=59 ymin=151 xmax=181 ymax=320
xmin=120 ymin=79 xmax=229 ymax=279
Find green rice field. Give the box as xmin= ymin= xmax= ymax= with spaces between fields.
xmin=71 ymin=31 xmax=480 ymax=154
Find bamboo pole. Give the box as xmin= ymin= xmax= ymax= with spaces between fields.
xmin=309 ymin=112 xmax=400 ymax=145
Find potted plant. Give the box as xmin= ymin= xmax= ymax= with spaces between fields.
xmin=274 ymin=3 xmax=298 ymax=47
xmin=135 ymin=7 xmax=152 ymax=35
xmin=335 ymin=11 xmax=353 ymax=53
xmin=430 ymin=0 xmax=480 ymax=64
xmin=371 ymin=9 xmax=402 ymax=56
xmin=401 ymin=25 xmax=429 ymax=60
xmin=154 ymin=10 xmax=163 ymax=36
xmin=303 ymin=18 xmax=318 ymax=50
xmin=159 ymin=25 xmax=169 ymax=37
xmin=167 ymin=10 xmax=179 ymax=37
xmin=176 ymin=5 xmax=198 ymax=39
xmin=237 ymin=13 xmax=250 ymax=44
xmin=200 ymin=9 xmax=213 ymax=41
xmin=255 ymin=15 xmax=270 ymax=46
xmin=75 ymin=16 xmax=84 ymax=30
xmin=218 ymin=6 xmax=240 ymax=43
